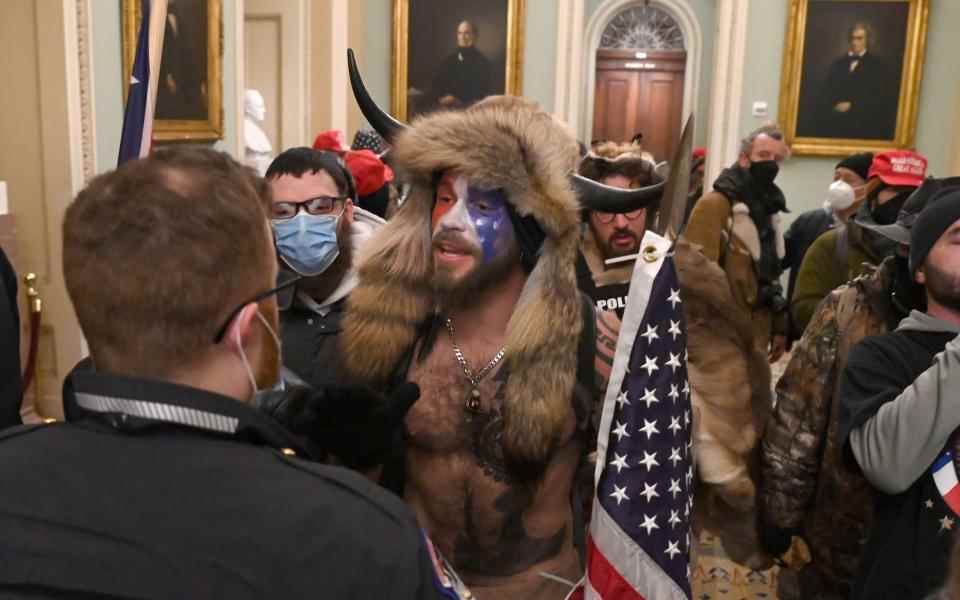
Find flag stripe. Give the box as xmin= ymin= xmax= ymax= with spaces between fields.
xmin=586 ymin=535 xmax=646 ymax=600
xmin=590 ymin=503 xmax=690 ymax=599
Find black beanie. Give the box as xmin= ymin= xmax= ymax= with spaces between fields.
xmin=836 ymin=152 xmax=874 ymax=181
xmin=910 ymin=187 xmax=960 ymax=273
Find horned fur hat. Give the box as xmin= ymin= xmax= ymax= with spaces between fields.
xmin=340 ymin=95 xmax=584 ymax=474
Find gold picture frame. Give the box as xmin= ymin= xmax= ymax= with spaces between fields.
xmin=392 ymin=0 xmax=525 ymax=121
xmin=778 ymin=0 xmax=929 ymax=156
xmin=122 ymin=0 xmax=223 ymax=142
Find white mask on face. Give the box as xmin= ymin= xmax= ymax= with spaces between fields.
xmin=235 ymin=309 xmax=282 ymax=399
xmin=824 ymin=180 xmax=856 ymax=213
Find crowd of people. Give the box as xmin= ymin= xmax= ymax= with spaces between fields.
xmin=0 ymin=74 xmax=958 ymax=600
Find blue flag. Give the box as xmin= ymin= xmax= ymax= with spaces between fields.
xmin=117 ymin=0 xmax=152 ymax=165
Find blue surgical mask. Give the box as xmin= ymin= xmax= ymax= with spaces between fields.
xmin=272 ymin=211 xmax=341 ymax=276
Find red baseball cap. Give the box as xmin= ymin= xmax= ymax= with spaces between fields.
xmin=344 ymin=149 xmax=394 ymax=197
xmin=312 ymin=129 xmax=346 ymax=153
xmin=868 ymin=150 xmax=927 ymax=187
xmin=692 ymin=147 xmax=706 ymax=160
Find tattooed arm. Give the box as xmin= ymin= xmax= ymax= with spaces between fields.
xmin=595 ymin=308 xmax=621 ymax=400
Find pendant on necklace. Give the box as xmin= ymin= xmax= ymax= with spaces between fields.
xmin=465 ymin=387 xmax=482 ymax=414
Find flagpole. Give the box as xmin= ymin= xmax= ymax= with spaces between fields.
xmin=140 ymin=0 xmax=168 ymax=158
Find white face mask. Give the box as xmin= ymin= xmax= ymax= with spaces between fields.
xmin=235 ymin=309 xmax=282 ymax=399
xmin=824 ymin=180 xmax=856 ymax=213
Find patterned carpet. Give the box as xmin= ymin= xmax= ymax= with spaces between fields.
xmin=692 ymin=531 xmax=780 ymax=600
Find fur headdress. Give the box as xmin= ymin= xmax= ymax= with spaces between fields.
xmin=340 ymin=96 xmax=584 ymax=471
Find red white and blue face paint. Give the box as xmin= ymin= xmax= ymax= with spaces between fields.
xmin=432 ymin=173 xmax=516 ymax=266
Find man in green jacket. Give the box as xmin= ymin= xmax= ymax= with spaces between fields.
xmin=791 ymin=151 xmax=926 ymax=335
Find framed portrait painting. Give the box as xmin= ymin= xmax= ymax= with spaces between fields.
xmin=392 ymin=0 xmax=525 ymax=120
xmin=122 ymin=0 xmax=223 ymax=142
xmin=778 ymin=0 xmax=929 ymax=156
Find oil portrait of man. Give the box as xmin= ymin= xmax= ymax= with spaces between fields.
xmin=794 ymin=1 xmax=910 ymax=142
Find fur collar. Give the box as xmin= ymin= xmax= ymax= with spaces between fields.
xmin=728 ymin=202 xmax=785 ymax=262
xmin=341 ymin=97 xmax=584 ymax=471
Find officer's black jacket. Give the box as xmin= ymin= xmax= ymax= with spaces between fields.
xmin=0 ymin=369 xmax=447 ymax=599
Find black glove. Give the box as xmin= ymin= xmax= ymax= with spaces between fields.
xmin=260 ymin=383 xmax=420 ymax=469
xmin=757 ymin=281 xmax=788 ymax=314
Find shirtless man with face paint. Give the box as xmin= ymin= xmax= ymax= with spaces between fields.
xmin=342 ymin=95 xmax=619 ymax=599
xmin=406 ymin=172 xmax=585 ymax=597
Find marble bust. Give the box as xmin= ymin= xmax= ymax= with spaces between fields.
xmin=243 ymin=89 xmax=273 ymax=176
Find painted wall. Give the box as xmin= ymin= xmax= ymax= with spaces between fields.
xmin=739 ymin=0 xmax=960 ymax=226
xmin=362 ymin=0 xmax=392 ymax=116
xmin=92 ymin=0 xmax=239 ymax=175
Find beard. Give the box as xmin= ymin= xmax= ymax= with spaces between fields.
xmin=432 ymin=231 xmax=522 ymax=311
xmin=254 ymin=301 xmax=282 ymax=390
xmin=595 ymin=227 xmax=640 ymax=260
xmin=924 ymin=260 xmax=960 ymax=312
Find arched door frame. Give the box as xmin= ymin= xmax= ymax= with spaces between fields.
xmin=579 ymin=0 xmax=702 ymax=143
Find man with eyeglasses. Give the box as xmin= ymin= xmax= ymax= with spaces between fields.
xmin=0 ymin=147 xmax=459 ymax=598
xmin=263 ymin=147 xmax=386 ymax=391
xmin=576 ymin=141 xmax=660 ymax=319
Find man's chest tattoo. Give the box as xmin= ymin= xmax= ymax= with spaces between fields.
xmin=469 ymin=365 xmax=511 ymax=483
xmin=453 ymin=484 xmax=567 ymax=576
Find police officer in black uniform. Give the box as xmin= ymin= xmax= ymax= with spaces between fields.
xmin=0 ymin=148 xmax=466 ymax=599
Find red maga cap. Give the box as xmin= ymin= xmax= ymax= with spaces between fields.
xmin=868 ymin=150 xmax=927 ymax=187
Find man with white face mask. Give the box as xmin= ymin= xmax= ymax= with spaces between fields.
xmin=264 ymin=147 xmax=385 ymax=390
xmin=792 ymin=151 xmax=926 ymax=335
xmin=782 ymin=153 xmax=873 ymax=343
xmin=0 ymin=147 xmax=449 ymax=598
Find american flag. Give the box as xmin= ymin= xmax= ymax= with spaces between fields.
xmin=571 ymin=231 xmax=693 ymax=600
xmin=118 ymin=0 xmax=167 ymax=165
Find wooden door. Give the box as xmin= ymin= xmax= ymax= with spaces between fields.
xmin=592 ymin=49 xmax=685 ymax=162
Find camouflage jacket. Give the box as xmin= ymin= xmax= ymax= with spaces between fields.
xmin=760 ymin=256 xmax=902 ymax=592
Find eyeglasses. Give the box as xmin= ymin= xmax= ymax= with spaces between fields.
xmin=270 ymin=196 xmax=347 ymax=220
xmin=213 ymin=271 xmax=301 ymax=343
xmin=595 ymin=209 xmax=645 ymax=225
